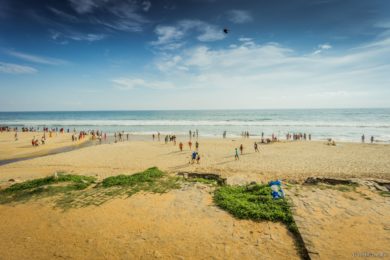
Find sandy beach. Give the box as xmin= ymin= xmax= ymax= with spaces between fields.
xmin=1 ymin=134 xmax=389 ymax=184
xmin=0 ymin=133 xmax=389 ymax=259
xmin=0 ymin=131 xmax=89 ymax=161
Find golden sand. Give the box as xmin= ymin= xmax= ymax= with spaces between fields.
xmin=0 ymin=133 xmax=389 ymax=259
xmin=0 ymin=135 xmax=389 ymax=184
xmin=0 ymin=131 xmax=88 ymax=161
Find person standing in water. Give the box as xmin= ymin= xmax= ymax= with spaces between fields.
xmin=361 ymin=134 xmax=365 ymax=143
xmin=371 ymin=136 xmax=374 ymax=144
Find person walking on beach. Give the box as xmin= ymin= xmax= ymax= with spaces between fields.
xmin=179 ymin=142 xmax=183 ymax=151
xmin=240 ymin=144 xmax=243 ymax=155
xmin=152 ymin=134 xmax=155 ymax=141
xmin=254 ymin=142 xmax=259 ymax=152
xmin=188 ymin=141 xmax=192 ymax=150
xmin=361 ymin=134 xmax=365 ymax=143
xmin=371 ymin=136 xmax=374 ymax=144
xmin=14 ymin=131 xmax=18 ymax=141
xmin=235 ymin=148 xmax=239 ymax=160
xmin=189 ymin=130 xmax=192 ymax=139
xmin=191 ymin=151 xmax=197 ymax=164
xmin=195 ymin=141 xmax=199 ymax=151
xmin=158 ymin=132 xmax=160 ymax=141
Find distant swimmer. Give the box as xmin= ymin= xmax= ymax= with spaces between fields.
xmin=223 ymin=28 xmax=229 ymax=34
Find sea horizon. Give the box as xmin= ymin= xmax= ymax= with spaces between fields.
xmin=1 ymin=108 xmax=389 ymax=143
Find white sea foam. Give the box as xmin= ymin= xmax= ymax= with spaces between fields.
xmin=2 ymin=119 xmax=390 ymax=128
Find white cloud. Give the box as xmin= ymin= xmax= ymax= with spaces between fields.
xmin=239 ymin=37 xmax=252 ymax=42
xmin=50 ymin=30 xmax=106 ymax=42
xmin=6 ymin=50 xmax=68 ymax=65
xmin=227 ymin=10 xmax=253 ymax=24
xmin=313 ymin=43 xmax=332 ymax=54
xmin=112 ymin=77 xmax=174 ymax=90
xmin=146 ymin=36 xmax=390 ymax=108
xmin=151 ymin=20 xmax=225 ymax=49
xmin=0 ymin=61 xmax=37 ymax=74
xmin=153 ymin=25 xmax=185 ymax=45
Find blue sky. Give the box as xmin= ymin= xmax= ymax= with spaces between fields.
xmin=0 ymin=0 xmax=389 ymax=111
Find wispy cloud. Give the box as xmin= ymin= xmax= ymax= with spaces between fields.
xmin=146 ymin=36 xmax=390 ymax=107
xmin=47 ymin=7 xmax=79 ymax=22
xmin=67 ymin=0 xmax=149 ymax=32
xmin=0 ymin=61 xmax=37 ymax=74
xmin=227 ymin=10 xmax=253 ymax=24
xmin=313 ymin=43 xmax=332 ymax=55
xmin=50 ymin=30 xmax=106 ymax=43
xmin=112 ymin=77 xmax=174 ymax=90
xmin=6 ymin=50 xmax=68 ymax=65
xmin=151 ymin=20 xmax=225 ymax=50
xmin=68 ymin=0 xmax=97 ymax=14
xmin=142 ymin=1 xmax=151 ymax=12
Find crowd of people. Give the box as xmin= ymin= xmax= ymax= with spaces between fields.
xmin=1 ymin=125 xmax=380 ymax=164
xmin=31 ymin=135 xmax=46 ymax=146
xmin=286 ymin=133 xmax=311 ymax=141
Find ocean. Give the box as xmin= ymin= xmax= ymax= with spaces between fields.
xmin=0 ymin=109 xmax=389 ymax=142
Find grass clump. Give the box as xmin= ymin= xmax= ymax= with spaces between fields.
xmin=186 ymin=177 xmax=218 ymax=186
xmin=0 ymin=173 xmax=96 ymax=204
xmin=214 ymin=184 xmax=310 ymax=259
xmin=379 ymin=191 xmax=390 ymax=197
xmin=214 ymin=184 xmax=298 ymax=233
xmin=102 ymin=167 xmax=164 ymax=187
xmin=101 ymin=167 xmax=180 ymax=196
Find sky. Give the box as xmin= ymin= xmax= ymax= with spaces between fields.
xmin=0 ymin=0 xmax=389 ymax=111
